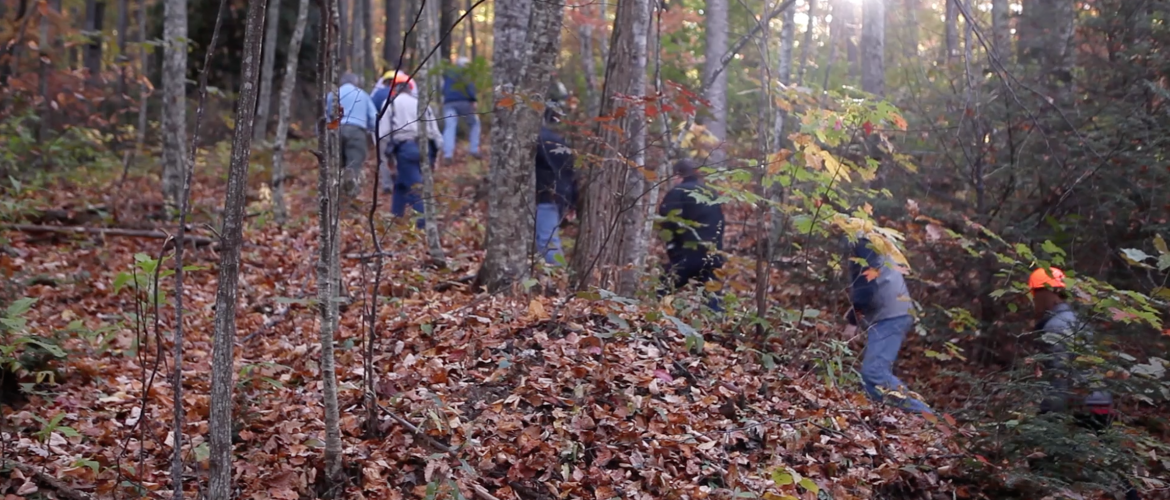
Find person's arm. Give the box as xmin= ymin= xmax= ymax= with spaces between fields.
xmin=846 ymin=238 xmax=880 ymax=325
xmin=365 ymin=94 xmax=377 ymax=131
xmin=425 ymin=106 xmax=443 ymax=147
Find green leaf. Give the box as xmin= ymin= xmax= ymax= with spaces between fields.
xmin=1040 ymin=240 xmax=1065 ymax=256
xmin=6 ymin=297 xmax=37 ymax=317
xmin=799 ymin=478 xmax=820 ymax=494
xmin=57 ymin=426 xmax=81 ymax=438
xmin=771 ymin=469 xmax=794 ymax=486
xmin=1158 ymin=254 xmax=1170 ymax=272
xmin=1121 ymin=248 xmax=1154 ymax=267
xmin=113 ymin=272 xmax=133 ymax=294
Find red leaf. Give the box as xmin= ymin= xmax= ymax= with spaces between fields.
xmin=862 ymin=121 xmax=874 ymax=135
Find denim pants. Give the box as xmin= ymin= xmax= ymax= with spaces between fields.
xmin=390 ymin=140 xmax=435 ymax=228
xmin=442 ymin=100 xmax=480 ymax=159
xmin=534 ymin=203 xmax=563 ymax=265
xmin=860 ymin=315 xmax=932 ymax=414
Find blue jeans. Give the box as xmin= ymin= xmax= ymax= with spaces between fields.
xmin=860 ymin=315 xmax=933 ymax=414
xmin=390 ymin=140 xmax=435 ymax=228
xmin=442 ymin=101 xmax=480 ymax=159
xmin=534 ymin=203 xmax=563 ymax=265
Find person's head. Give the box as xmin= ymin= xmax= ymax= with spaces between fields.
xmin=1028 ymin=266 xmax=1067 ymax=317
xmin=544 ymin=101 xmax=564 ymax=124
xmin=455 ymin=56 xmax=470 ymax=67
xmin=387 ymin=71 xmax=415 ymax=95
xmin=672 ymin=158 xmax=701 ymax=181
xmin=340 ymin=72 xmax=360 ymax=87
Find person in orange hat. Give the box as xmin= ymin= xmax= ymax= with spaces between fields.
xmin=1028 ymin=267 xmax=1113 ymax=418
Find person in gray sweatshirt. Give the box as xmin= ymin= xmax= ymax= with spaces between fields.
xmin=843 ymin=233 xmax=932 ymax=414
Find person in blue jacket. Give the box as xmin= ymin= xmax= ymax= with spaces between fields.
xmin=533 ymin=106 xmax=577 ymax=265
xmin=441 ymin=57 xmax=480 ymax=160
xmin=842 ymin=231 xmax=932 ymax=414
xmin=657 ymin=158 xmax=725 ymax=311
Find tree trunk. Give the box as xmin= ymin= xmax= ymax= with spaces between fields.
xmin=272 ymin=0 xmax=310 ymax=223
xmin=83 ymin=0 xmax=105 ymax=80
xmin=466 ymin=0 xmax=476 ymax=59
xmin=134 ymin=0 xmax=147 ymax=154
xmin=991 ymin=0 xmax=1010 ymax=60
xmin=702 ymin=0 xmax=728 ymax=164
xmin=383 ymin=0 xmax=401 ymax=68
xmin=339 ymin=0 xmax=349 ymax=68
xmin=840 ymin=0 xmax=858 ymax=82
xmin=351 ymin=0 xmax=364 ymax=77
xmin=578 ymin=4 xmax=599 ymax=119
xmin=116 ymin=0 xmax=128 ymax=95
xmin=860 ymin=0 xmax=884 ymax=96
xmin=944 ymin=0 xmax=958 ymax=63
xmin=37 ymin=0 xmax=58 ymax=142
xmin=439 ymin=0 xmax=456 ymax=61
xmin=417 ymin=0 xmax=446 ymax=264
xmin=254 ymin=0 xmax=282 ymax=142
xmin=363 ymin=0 xmax=374 ymax=75
xmin=570 ymin=0 xmax=650 ymax=295
xmin=903 ymin=0 xmax=917 ymax=61
xmin=768 ymin=1 xmax=796 ymax=258
xmin=796 ymin=0 xmax=816 ymax=86
xmin=162 ymin=0 xmax=188 ymax=204
xmin=317 ymin=0 xmax=344 ymax=491
xmin=778 ymin=2 xmax=795 ymax=86
xmin=207 ymin=0 xmax=267 ymax=496
xmin=474 ymin=0 xmax=564 ymax=293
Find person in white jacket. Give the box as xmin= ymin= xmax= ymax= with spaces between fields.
xmin=375 ymin=77 xmax=443 ymax=227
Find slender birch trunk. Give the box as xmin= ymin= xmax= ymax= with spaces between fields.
xmin=417 ymin=0 xmax=446 ymax=264
xmin=162 ymin=0 xmax=188 ymax=204
xmin=272 ymin=0 xmax=310 ymax=223
xmin=255 ymin=0 xmax=283 ymax=142
xmin=206 ymin=0 xmax=267 ymax=497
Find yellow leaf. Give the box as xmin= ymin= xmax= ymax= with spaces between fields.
xmin=528 ymin=299 xmax=549 ymax=320
xmin=891 ymin=112 xmax=908 ymax=131
xmin=704 ymin=280 xmax=723 ymax=292
xmin=1155 ymin=234 xmax=1168 ymax=255
xmin=763 ymin=494 xmax=799 ymax=500
xmin=798 ymin=478 xmax=820 ymax=494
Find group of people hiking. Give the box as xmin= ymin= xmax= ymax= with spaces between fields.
xmin=324 ymin=59 xmax=1116 ymax=431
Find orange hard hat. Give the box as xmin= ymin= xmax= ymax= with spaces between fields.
xmin=1028 ymin=267 xmax=1066 ymax=292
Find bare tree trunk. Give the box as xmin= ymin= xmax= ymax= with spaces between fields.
xmin=37 ymin=0 xmax=58 ymax=142
xmin=823 ymin=0 xmax=839 ymax=89
xmin=134 ymin=0 xmax=148 ymax=155
xmin=352 ymin=0 xmax=364 ymax=78
xmin=317 ymin=0 xmax=344 ymax=491
xmin=768 ymin=0 xmax=796 ymax=257
xmin=254 ymin=0 xmax=282 ymax=142
xmin=579 ymin=3 xmax=599 ymax=119
xmin=340 ymin=0 xmax=349 ymax=68
xmin=860 ymin=0 xmax=884 ymax=96
xmin=162 ymin=0 xmax=188 ymax=204
xmin=116 ymin=0 xmax=128 ymax=95
xmin=991 ymin=0 xmax=1010 ymax=60
xmin=570 ymin=0 xmax=650 ymax=295
xmin=460 ymin=0 xmax=470 ymax=59
xmin=903 ymin=0 xmax=917 ymax=61
xmin=439 ymin=0 xmax=455 ymax=61
xmin=363 ymin=0 xmax=374 ymax=75
xmin=841 ymin=0 xmax=858 ymax=82
xmin=778 ymin=2 xmax=795 ymax=86
xmin=702 ymin=0 xmax=728 ymax=164
xmin=272 ymin=0 xmax=310 ymax=223
xmin=796 ymin=0 xmax=816 ymax=86
xmin=417 ymin=0 xmax=446 ymax=264
xmin=83 ymin=0 xmax=105 ymax=80
xmin=944 ymin=0 xmax=958 ymax=63
xmin=383 ymin=0 xmax=401 ymax=68
xmin=207 ymin=0 xmax=267 ymax=496
xmin=474 ymin=0 xmax=564 ymax=293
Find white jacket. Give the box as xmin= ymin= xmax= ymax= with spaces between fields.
xmin=376 ymin=91 xmax=443 ymax=149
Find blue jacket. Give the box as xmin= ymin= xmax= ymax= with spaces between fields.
xmin=845 ymin=237 xmax=913 ymax=327
xmin=442 ymin=70 xmax=477 ymax=103
xmin=324 ymin=83 xmax=377 ymax=131
xmin=535 ymin=127 xmax=577 ymax=212
xmin=371 ymin=86 xmax=391 ymax=115
xmin=658 ymin=178 xmax=725 ymax=268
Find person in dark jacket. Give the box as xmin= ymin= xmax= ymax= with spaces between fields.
xmin=1028 ymin=267 xmax=1113 ymax=420
xmin=657 ymin=158 xmax=725 ymax=311
xmin=441 ymin=57 xmax=480 ymax=160
xmin=534 ymin=106 xmax=577 ymax=265
xmin=841 ymin=227 xmax=932 ymax=415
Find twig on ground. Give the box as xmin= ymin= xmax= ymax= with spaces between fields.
xmin=2 ymin=460 xmax=94 ymax=500
xmin=1 ymin=224 xmax=216 ymax=248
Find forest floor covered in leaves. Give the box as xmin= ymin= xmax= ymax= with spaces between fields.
xmin=0 ymin=150 xmax=1022 ymax=500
